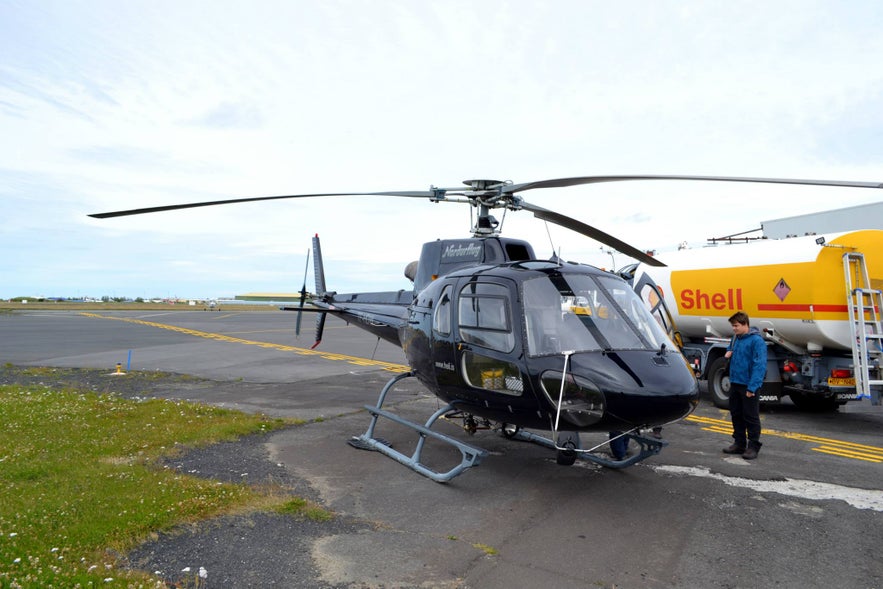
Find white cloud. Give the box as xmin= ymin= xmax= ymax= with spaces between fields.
xmin=1 ymin=0 xmax=882 ymax=298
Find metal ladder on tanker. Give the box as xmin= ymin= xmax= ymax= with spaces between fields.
xmin=843 ymin=252 xmax=883 ymax=404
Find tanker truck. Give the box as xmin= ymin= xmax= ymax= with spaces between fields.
xmin=625 ymin=229 xmax=883 ymax=411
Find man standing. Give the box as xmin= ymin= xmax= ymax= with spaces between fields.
xmin=722 ymin=311 xmax=767 ymax=460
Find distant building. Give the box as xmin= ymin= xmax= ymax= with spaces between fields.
xmin=762 ymin=202 xmax=883 ymax=239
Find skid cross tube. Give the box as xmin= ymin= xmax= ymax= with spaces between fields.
xmin=348 ymin=371 xmax=488 ymax=483
xmin=511 ymin=428 xmax=667 ymax=469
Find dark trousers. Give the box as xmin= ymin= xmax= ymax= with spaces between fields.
xmin=609 ymin=431 xmax=628 ymax=459
xmin=729 ymin=383 xmax=762 ymax=449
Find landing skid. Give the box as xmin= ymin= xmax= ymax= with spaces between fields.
xmin=348 ymin=372 xmax=667 ymax=482
xmin=347 ymin=372 xmax=488 ymax=483
xmin=509 ymin=428 xmax=668 ymax=469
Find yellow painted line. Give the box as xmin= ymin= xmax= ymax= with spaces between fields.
xmin=688 ymin=415 xmax=732 ymax=427
xmin=223 ymin=329 xmax=304 ymax=335
xmin=701 ymin=426 xmax=733 ymax=435
xmin=813 ymin=446 xmax=883 ymax=463
xmin=80 ymin=313 xmax=410 ymax=373
xmin=767 ymin=430 xmax=883 ymax=455
xmin=686 ymin=414 xmax=883 ymax=464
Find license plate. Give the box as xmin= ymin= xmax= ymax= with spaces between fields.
xmin=827 ymin=377 xmax=856 ymax=387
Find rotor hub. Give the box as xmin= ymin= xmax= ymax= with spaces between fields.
xmin=463 ymin=179 xmax=509 ymax=191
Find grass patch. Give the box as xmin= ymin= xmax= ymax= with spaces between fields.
xmin=472 ymin=543 xmax=499 ymax=556
xmin=16 ymin=366 xmax=65 ymax=377
xmin=273 ymin=497 xmax=334 ymax=522
xmin=0 ymin=383 xmax=292 ymax=587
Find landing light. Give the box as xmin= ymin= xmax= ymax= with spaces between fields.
xmin=539 ymin=371 xmax=605 ymax=427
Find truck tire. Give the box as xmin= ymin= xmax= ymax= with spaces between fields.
xmin=708 ymin=356 xmax=731 ymax=409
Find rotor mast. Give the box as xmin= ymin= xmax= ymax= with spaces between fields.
xmin=462 ymin=179 xmax=517 ymax=237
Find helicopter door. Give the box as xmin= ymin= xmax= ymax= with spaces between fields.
xmin=430 ymin=284 xmax=458 ymax=388
xmin=440 ymin=279 xmax=524 ymax=397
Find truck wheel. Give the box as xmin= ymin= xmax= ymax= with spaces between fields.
xmin=708 ymin=356 xmax=731 ymax=409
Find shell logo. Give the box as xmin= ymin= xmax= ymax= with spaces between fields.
xmin=679 ymin=288 xmax=744 ymax=311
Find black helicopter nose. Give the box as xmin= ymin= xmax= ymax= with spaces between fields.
xmin=602 ymin=391 xmax=699 ymax=428
xmin=538 ymin=350 xmax=699 ymax=429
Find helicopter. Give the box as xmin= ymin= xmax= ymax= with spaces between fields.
xmin=90 ymin=174 xmax=882 ymax=482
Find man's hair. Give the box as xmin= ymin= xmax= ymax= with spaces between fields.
xmin=729 ymin=311 xmax=750 ymax=325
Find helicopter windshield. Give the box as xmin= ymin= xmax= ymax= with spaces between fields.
xmin=522 ymin=273 xmax=673 ymax=356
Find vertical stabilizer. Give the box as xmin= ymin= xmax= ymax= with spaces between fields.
xmin=313 ymin=233 xmax=327 ymax=296
xmin=312 ymin=234 xmax=328 ymax=348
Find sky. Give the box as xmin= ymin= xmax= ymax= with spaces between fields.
xmin=2 ymin=0 xmax=883 ymax=300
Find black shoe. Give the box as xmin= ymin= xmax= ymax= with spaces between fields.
xmin=723 ymin=443 xmax=746 ymax=454
xmin=742 ymin=447 xmax=759 ymax=460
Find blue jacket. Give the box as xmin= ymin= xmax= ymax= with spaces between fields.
xmin=727 ymin=327 xmax=767 ymax=392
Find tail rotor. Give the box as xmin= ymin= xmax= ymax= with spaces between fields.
xmin=294 ymin=248 xmax=310 ymax=337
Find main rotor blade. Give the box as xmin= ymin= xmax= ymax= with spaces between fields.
xmin=91 ymin=175 xmax=882 ymax=219
xmin=89 ymin=190 xmax=436 ymax=218
xmin=519 ymin=201 xmax=665 ymax=267
xmin=504 ymin=175 xmax=883 ymax=194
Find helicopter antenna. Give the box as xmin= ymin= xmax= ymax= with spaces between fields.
xmin=468 ymin=205 xmax=474 ymax=237
xmin=544 ymin=220 xmax=557 ymax=259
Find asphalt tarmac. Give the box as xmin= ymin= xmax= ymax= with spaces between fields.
xmin=2 ymin=309 xmax=882 ymax=588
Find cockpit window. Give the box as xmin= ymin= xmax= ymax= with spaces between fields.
xmin=522 ymin=273 xmax=673 ymax=356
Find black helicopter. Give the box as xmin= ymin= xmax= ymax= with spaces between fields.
xmin=90 ymin=175 xmax=882 ymax=481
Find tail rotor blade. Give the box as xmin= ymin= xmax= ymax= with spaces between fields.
xmin=295 ymin=248 xmax=310 ymax=337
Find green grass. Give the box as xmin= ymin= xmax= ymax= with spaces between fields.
xmin=273 ymin=497 xmax=334 ymax=522
xmin=0 ymin=383 xmax=293 ymax=587
xmin=472 ymin=543 xmax=499 ymax=556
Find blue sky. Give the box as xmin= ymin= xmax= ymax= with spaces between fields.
xmin=2 ymin=1 xmax=882 ymax=300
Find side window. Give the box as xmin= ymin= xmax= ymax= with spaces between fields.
xmin=458 ymin=282 xmax=515 ymax=352
xmin=639 ymin=282 xmax=684 ymax=348
xmin=461 ymin=351 xmax=523 ymax=396
xmin=433 ymin=286 xmax=452 ymax=336
xmin=640 ymin=283 xmax=669 ymax=330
